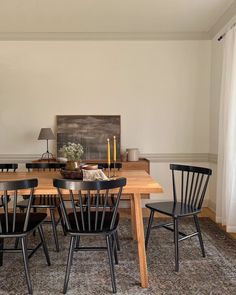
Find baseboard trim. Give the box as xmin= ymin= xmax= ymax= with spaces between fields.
xmin=226 ymin=225 xmax=236 ymax=232
xmin=207 ymin=199 xmax=216 ymax=212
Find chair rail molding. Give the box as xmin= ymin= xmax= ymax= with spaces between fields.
xmin=0 ymin=154 xmax=41 ymax=163
xmin=141 ymin=153 xmax=217 ymax=164
xmin=0 ymin=153 xmax=218 ymax=164
xmin=208 ymin=153 xmax=218 ymax=164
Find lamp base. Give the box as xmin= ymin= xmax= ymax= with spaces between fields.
xmin=41 ymin=152 xmax=54 ymax=160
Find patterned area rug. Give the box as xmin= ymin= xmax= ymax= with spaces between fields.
xmin=0 ymin=218 xmax=236 ymax=295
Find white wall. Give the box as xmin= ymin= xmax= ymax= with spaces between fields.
xmin=0 ymin=40 xmax=212 ymax=207
xmin=0 ymin=40 xmax=211 ymax=156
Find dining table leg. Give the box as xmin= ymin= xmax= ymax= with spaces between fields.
xmin=132 ymin=193 xmax=149 ymax=288
xmin=130 ymin=197 xmax=137 ymax=240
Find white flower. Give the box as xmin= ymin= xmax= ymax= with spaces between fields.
xmin=59 ymin=142 xmax=84 ymax=161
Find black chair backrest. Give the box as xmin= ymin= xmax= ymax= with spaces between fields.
xmin=26 ymin=162 xmax=66 ymax=171
xmin=170 ymin=164 xmax=212 ymax=209
xmin=53 ymin=177 xmax=126 ymax=233
xmin=98 ymin=163 xmax=122 ymax=170
xmin=0 ymin=164 xmax=18 ymax=172
xmin=0 ymin=178 xmax=38 ymax=234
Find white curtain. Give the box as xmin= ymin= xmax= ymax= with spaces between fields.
xmin=216 ymin=26 xmax=236 ymax=232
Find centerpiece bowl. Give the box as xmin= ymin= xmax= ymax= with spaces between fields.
xmin=60 ymin=164 xmax=101 ymax=179
xmin=59 ymin=142 xmax=84 ymax=179
xmin=60 ymin=168 xmax=83 ymax=180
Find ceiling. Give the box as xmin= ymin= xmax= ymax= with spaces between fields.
xmin=0 ymin=0 xmax=234 ymax=38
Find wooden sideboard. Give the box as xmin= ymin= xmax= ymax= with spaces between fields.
xmin=32 ymin=158 xmax=150 ymax=174
xmin=84 ymin=159 xmax=149 ymax=174
xmin=121 ymin=158 xmax=149 ymax=173
xmin=34 ymin=158 xmax=150 ymax=174
xmin=84 ymin=158 xmax=150 ymax=173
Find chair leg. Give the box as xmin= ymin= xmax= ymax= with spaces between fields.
xmin=112 ymin=233 xmax=118 ymax=265
xmin=21 ymin=237 xmax=33 ymax=294
xmin=0 ymin=238 xmax=4 ymax=266
xmin=38 ymin=224 xmax=51 ymax=266
xmin=50 ymin=208 xmax=60 ymax=252
xmin=193 ymin=215 xmax=206 ymax=257
xmin=14 ymin=238 xmax=20 ymax=249
xmin=75 ymin=236 xmax=80 ymax=248
xmin=57 ymin=205 xmax=66 ymax=236
xmin=33 ymin=208 xmax=37 ymax=237
xmin=114 ymin=231 xmax=120 ymax=251
xmin=145 ymin=209 xmax=154 ymax=249
xmin=106 ymin=235 xmax=117 ymax=293
xmin=173 ymin=218 xmax=179 ymax=272
xmin=63 ymin=236 xmax=76 ymax=294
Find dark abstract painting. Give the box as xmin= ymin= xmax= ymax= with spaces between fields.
xmin=57 ymin=115 xmax=121 ymax=160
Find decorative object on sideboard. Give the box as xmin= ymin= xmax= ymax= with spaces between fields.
xmin=113 ymin=136 xmax=117 ymax=177
xmin=57 ymin=157 xmax=67 ymax=163
xmin=106 ymin=136 xmax=118 ymax=178
xmin=127 ymin=148 xmax=139 ymax=161
xmin=107 ymin=138 xmax=111 ymax=178
xmin=121 ymin=150 xmax=128 ymax=162
xmin=82 ymin=164 xmax=98 ymax=170
xmin=59 ymin=142 xmax=84 ymax=171
xmin=57 ymin=115 xmax=121 ymax=160
xmin=38 ymin=128 xmax=56 ymax=160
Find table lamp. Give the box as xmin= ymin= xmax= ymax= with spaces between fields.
xmin=38 ymin=128 xmax=56 ymax=159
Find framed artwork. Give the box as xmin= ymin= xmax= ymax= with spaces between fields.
xmin=57 ymin=115 xmax=121 ymax=160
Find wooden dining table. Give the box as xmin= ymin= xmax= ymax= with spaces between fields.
xmin=0 ymin=169 xmax=163 ymax=288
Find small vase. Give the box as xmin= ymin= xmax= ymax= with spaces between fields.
xmin=66 ymin=161 xmax=80 ymax=171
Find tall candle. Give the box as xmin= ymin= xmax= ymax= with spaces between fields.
xmin=113 ymin=136 xmax=116 ymax=162
xmin=107 ymin=138 xmax=111 ymax=165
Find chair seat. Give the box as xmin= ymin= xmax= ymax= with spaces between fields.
xmin=0 ymin=213 xmax=47 ymax=235
xmin=146 ymin=202 xmax=201 ymax=218
xmin=67 ymin=212 xmax=119 ymax=234
xmin=17 ymin=195 xmax=60 ymax=209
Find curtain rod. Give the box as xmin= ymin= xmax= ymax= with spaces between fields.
xmin=218 ymin=22 xmax=236 ymax=41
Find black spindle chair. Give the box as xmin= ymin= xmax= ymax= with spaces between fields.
xmin=76 ymin=163 xmax=123 ymax=251
xmin=86 ymin=163 xmax=122 ymax=209
xmin=25 ymin=162 xmax=66 ymax=171
xmin=145 ymin=164 xmax=212 ymax=271
xmin=97 ymin=163 xmax=122 ymax=170
xmin=0 ymin=178 xmax=50 ymax=294
xmin=53 ymin=177 xmax=126 ymax=294
xmin=17 ymin=162 xmax=66 ymax=252
xmin=0 ymin=163 xmax=18 ymax=172
xmin=0 ymin=163 xmax=18 ymax=206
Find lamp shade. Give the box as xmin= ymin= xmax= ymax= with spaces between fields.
xmin=38 ymin=128 xmax=56 ymax=140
